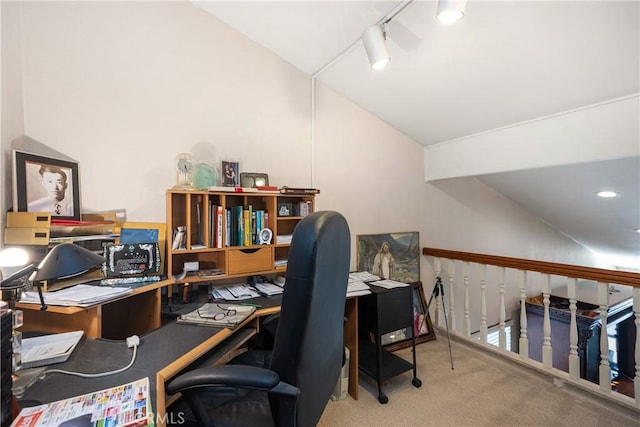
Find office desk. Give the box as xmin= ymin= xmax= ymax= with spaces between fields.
xmin=15 ymin=279 xmax=173 ymax=340
xmin=18 ymin=305 xmax=279 ymax=427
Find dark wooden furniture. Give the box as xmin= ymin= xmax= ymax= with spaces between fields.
xmin=525 ymin=285 xmax=635 ymax=383
xmin=358 ymin=284 xmax=421 ymax=403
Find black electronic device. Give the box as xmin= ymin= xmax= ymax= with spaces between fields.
xmin=1 ymin=306 xmax=13 ymax=427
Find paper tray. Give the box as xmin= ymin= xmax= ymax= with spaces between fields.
xmin=21 ymin=330 xmax=84 ymax=369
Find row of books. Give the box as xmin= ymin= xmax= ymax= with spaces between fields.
xmin=226 ymin=205 xmax=270 ymax=247
xmin=172 ymin=204 xmax=271 ymax=250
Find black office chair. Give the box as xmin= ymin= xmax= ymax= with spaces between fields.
xmin=166 ymin=211 xmax=351 ymax=427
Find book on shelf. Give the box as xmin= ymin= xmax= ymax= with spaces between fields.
xmin=225 ymin=208 xmax=231 ymax=246
xmin=243 ymin=206 xmax=251 ymax=246
xmin=279 ymin=186 xmax=320 ymax=194
xmin=206 ymin=186 xmax=258 ymax=193
xmin=256 ymin=185 xmax=279 ymax=192
xmin=216 ymin=205 xmax=223 ymax=248
xmin=171 ymin=225 xmax=186 ymax=250
xmin=274 ymin=259 xmax=288 ymax=269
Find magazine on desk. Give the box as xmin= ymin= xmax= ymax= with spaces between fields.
xmin=11 ymin=377 xmax=153 ymax=427
xmin=177 ymin=303 xmax=256 ymax=328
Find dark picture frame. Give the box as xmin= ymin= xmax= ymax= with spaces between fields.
xmin=382 ymin=281 xmax=436 ymax=351
xmin=12 ymin=150 xmax=81 ymax=221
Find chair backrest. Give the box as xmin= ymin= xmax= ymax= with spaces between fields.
xmin=269 ymin=211 xmax=350 ymax=427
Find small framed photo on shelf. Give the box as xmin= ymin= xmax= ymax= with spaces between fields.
xmin=12 ymin=150 xmax=81 ymax=220
xmin=277 ymin=202 xmax=292 ymax=217
xmin=221 ymin=160 xmax=240 ymax=187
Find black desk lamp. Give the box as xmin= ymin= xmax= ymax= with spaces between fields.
xmin=1 ymin=243 xmax=106 ymax=311
xmin=0 ymin=243 xmax=106 ymax=399
xmin=28 ymin=243 xmax=107 ymax=310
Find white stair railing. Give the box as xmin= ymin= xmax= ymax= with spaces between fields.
xmin=422 ymin=247 xmax=640 ymax=411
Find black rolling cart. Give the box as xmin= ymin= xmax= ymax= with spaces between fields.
xmin=358 ymin=283 xmax=421 ymax=403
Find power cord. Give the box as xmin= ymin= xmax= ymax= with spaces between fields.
xmin=46 ymin=335 xmax=140 ymax=378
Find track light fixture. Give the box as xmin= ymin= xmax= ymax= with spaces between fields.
xmin=437 ymin=0 xmax=466 ymax=24
xmin=362 ymin=25 xmax=390 ymax=70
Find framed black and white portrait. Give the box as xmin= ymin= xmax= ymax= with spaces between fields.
xmin=12 ymin=150 xmax=81 ymax=221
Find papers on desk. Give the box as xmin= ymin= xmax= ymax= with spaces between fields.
xmin=346 ymin=272 xmax=376 ymax=297
xmin=211 ymin=282 xmax=283 ymax=301
xmin=347 ymin=281 xmax=371 ymax=297
xmin=177 ymin=303 xmax=256 ymax=327
xmin=21 ymin=330 xmax=84 ymax=369
xmin=254 ymin=282 xmax=283 ymax=296
xmin=211 ymin=284 xmax=260 ymax=301
xmin=11 ymin=377 xmax=152 ymax=427
xmin=371 ymin=279 xmax=409 ymax=289
xmin=349 ymin=271 xmax=380 ymax=282
xmin=20 ymin=284 xmax=132 ymax=307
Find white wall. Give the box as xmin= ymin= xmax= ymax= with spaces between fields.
xmin=424 ymin=95 xmax=640 ymax=180
xmin=1 ymin=2 xmax=600 ymax=326
xmin=1 ymin=1 xmax=25 ymax=224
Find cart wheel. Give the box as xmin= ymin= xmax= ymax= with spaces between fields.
xmin=377 ymin=393 xmax=389 ymax=404
xmin=412 ymin=378 xmax=422 ymax=388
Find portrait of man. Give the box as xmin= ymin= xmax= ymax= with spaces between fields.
xmin=26 ymin=162 xmax=74 ymax=216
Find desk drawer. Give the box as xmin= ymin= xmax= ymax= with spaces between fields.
xmin=228 ymin=247 xmax=273 ymax=275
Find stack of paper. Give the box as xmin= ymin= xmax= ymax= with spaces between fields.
xmin=349 ymin=271 xmax=380 ymax=282
xmin=20 ymin=284 xmax=132 ymax=307
xmin=371 ymin=279 xmax=409 ymax=289
xmin=346 ymin=280 xmax=371 ymax=297
xmin=254 ymin=282 xmax=283 ymax=296
xmin=210 ymin=284 xmax=260 ymax=301
xmin=274 ymin=259 xmax=288 ymax=268
xmin=276 ymin=234 xmax=293 ymax=244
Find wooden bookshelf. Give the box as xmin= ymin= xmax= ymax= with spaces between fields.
xmin=166 ymin=189 xmax=315 ymax=285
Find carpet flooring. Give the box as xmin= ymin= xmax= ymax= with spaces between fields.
xmin=319 ymin=330 xmax=639 ymax=427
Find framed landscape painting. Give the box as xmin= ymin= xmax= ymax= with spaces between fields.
xmin=356 ymin=231 xmax=420 ymax=283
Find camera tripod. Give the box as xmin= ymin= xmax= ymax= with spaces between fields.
xmin=425 ymin=275 xmax=454 ymax=369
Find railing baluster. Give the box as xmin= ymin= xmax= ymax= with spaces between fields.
xmin=480 ymin=264 xmax=487 ymax=343
xmin=518 ymin=269 xmax=528 ymax=360
xmin=434 ymin=258 xmax=444 ymax=327
xmin=634 ymin=286 xmax=639 ymax=405
xmin=597 ymin=281 xmax=611 ymax=392
xmin=498 ymin=267 xmax=506 ymax=350
xmin=567 ymin=277 xmax=579 ymax=380
xmin=448 ymin=259 xmax=456 ymax=332
xmin=463 ymin=262 xmax=471 ymax=336
xmin=423 ymin=248 xmax=639 ymax=411
xmin=541 ymin=274 xmax=553 ymax=369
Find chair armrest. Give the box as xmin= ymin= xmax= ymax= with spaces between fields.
xmin=167 ymin=364 xmax=299 ymax=398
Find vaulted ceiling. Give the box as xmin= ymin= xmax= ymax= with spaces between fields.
xmin=193 ymin=1 xmax=639 ymax=269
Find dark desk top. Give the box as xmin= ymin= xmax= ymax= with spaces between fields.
xmin=18 ymin=321 xmax=225 ymax=410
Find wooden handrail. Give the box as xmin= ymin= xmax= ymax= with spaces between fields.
xmin=423 ymin=247 xmax=640 ymax=288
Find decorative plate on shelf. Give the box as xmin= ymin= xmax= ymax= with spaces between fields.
xmin=194 ymin=163 xmax=218 ymax=189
